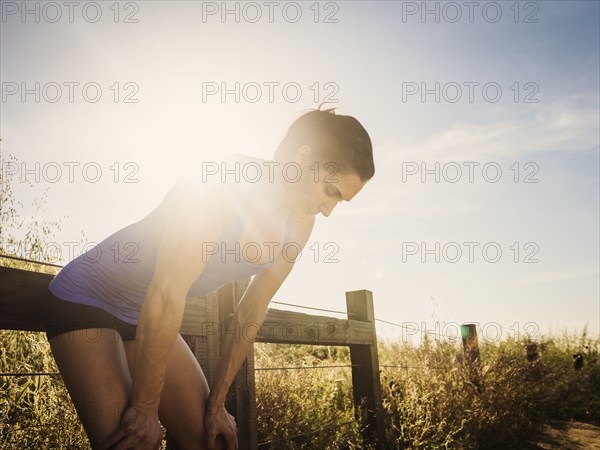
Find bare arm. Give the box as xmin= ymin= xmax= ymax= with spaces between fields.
xmin=206 ymin=215 xmax=315 ymax=409
xmin=99 ymin=176 xmax=236 ymax=450
xmin=130 ymin=177 xmax=235 ymax=412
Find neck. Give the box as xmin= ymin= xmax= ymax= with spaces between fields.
xmin=255 ymin=162 xmax=289 ymax=214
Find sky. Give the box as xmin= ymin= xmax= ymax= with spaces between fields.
xmin=1 ymin=0 xmax=598 ymax=344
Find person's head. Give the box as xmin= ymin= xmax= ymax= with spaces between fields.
xmin=274 ymin=105 xmax=375 ymax=217
xmin=275 ymin=105 xmax=375 ymax=181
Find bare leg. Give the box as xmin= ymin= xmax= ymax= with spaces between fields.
xmin=48 ymin=328 xmax=132 ymax=449
xmin=124 ymin=334 xmax=227 ymax=450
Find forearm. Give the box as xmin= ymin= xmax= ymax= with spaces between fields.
xmin=131 ymin=287 xmax=184 ymax=411
xmin=207 ymin=303 xmax=263 ymax=407
xmin=207 ymin=256 xmax=295 ymax=408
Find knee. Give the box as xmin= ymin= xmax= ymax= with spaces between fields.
xmin=165 ymin=418 xmax=208 ymax=449
xmin=165 ymin=421 xmax=230 ymax=450
xmin=167 ymin=430 xmax=207 ymax=450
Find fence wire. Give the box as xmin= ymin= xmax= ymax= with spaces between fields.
xmin=0 ymin=253 xmax=64 ymax=268
xmin=274 ymin=299 xmax=458 ymax=342
xmin=257 ymin=419 xmax=355 ymax=447
xmin=255 ymin=364 xmax=358 ymax=371
xmin=380 ymin=364 xmax=452 ymax=371
xmin=0 ymin=372 xmax=61 ymax=377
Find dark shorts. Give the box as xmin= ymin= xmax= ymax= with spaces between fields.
xmin=44 ymin=290 xmax=138 ymax=342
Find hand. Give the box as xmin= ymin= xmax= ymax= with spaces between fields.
xmin=204 ymin=403 xmax=239 ymax=450
xmin=99 ymin=404 xmax=163 ymax=450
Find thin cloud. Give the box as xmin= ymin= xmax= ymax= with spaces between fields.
xmin=511 ymin=263 xmax=600 ymax=286
xmin=388 ymin=94 xmax=599 ymax=163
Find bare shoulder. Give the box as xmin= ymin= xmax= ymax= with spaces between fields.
xmin=160 ymin=169 xmax=238 ymax=223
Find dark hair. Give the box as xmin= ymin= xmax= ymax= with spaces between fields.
xmin=274 ymin=104 xmax=375 ymax=181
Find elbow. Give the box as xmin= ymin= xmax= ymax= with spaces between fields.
xmin=236 ymin=297 xmax=270 ymax=328
xmin=145 ymin=281 xmax=186 ymax=318
xmin=234 ymin=300 xmax=257 ymax=324
xmin=235 ymin=302 xmax=254 ymax=324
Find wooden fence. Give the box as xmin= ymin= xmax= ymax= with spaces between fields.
xmin=0 ymin=265 xmax=386 ymax=449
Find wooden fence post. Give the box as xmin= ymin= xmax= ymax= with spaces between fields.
xmin=346 ymin=290 xmax=385 ymax=450
xmin=460 ymin=323 xmax=480 ymax=364
xmin=526 ymin=343 xmax=538 ymax=362
xmin=460 ymin=323 xmax=483 ymax=393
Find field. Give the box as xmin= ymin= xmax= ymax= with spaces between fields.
xmin=1 ymin=328 xmax=598 ymax=449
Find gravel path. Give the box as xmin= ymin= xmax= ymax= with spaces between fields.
xmin=528 ymin=420 xmax=600 ymax=450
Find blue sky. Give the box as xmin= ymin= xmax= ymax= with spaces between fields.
xmin=1 ymin=1 xmax=598 ymax=342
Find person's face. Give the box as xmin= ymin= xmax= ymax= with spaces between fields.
xmin=284 ymin=145 xmax=367 ymax=218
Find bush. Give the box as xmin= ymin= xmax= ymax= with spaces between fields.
xmin=376 ymin=332 xmax=599 ymax=449
xmin=254 ymin=343 xmax=367 ymax=450
xmin=0 ymin=330 xmax=89 ymax=448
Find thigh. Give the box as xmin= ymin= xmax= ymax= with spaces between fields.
xmin=123 ymin=334 xmax=212 ymax=449
xmin=47 ymin=328 xmax=132 ymax=450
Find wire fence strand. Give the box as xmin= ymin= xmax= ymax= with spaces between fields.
xmin=380 ymin=364 xmax=452 ymax=371
xmin=0 ymin=372 xmax=61 ymax=377
xmin=274 ymin=299 xmax=458 ymax=341
xmin=255 ymin=364 xmax=359 ymax=371
xmin=257 ymin=419 xmax=355 ymax=447
xmin=270 ymin=300 xmax=353 ymax=317
xmin=0 ymin=253 xmax=64 ymax=268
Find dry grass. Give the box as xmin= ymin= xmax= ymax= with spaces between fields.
xmin=1 ymin=328 xmax=598 ymax=449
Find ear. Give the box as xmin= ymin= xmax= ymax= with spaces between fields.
xmin=297 ymin=144 xmax=312 ymax=157
xmin=292 ymin=144 xmax=312 ymax=164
